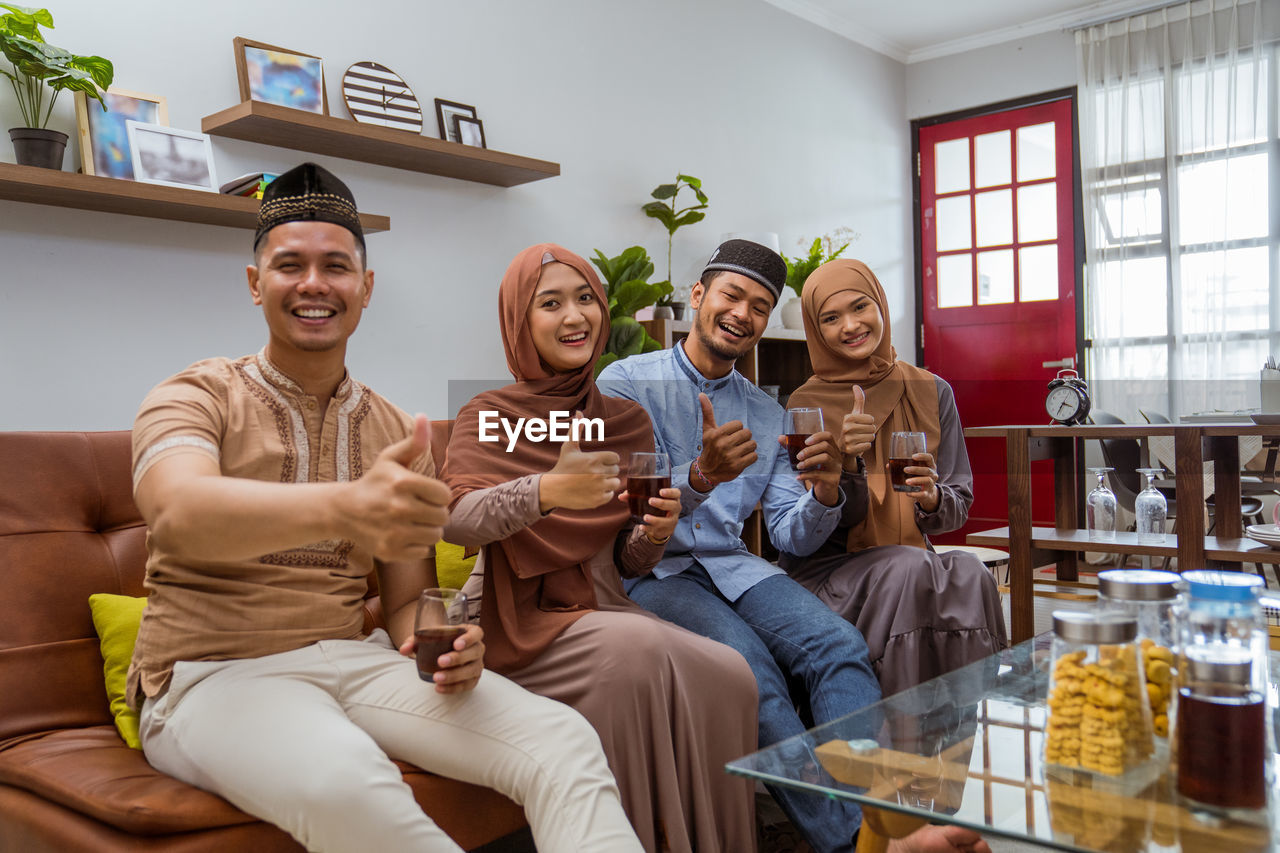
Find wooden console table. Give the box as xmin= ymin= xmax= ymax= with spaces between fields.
xmin=964 ymin=423 xmax=1280 ymax=642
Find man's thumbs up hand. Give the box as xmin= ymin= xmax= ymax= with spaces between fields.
xmin=344 ymin=414 xmax=450 ymax=561
xmin=693 ymin=393 xmax=756 ymax=490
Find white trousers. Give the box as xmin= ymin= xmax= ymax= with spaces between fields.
xmin=139 ymin=631 xmax=642 ymax=853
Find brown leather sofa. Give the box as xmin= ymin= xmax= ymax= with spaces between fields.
xmin=0 ymin=430 xmax=526 ymax=851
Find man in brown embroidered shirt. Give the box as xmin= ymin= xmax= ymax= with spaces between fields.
xmin=127 ymin=162 xmax=640 ymax=853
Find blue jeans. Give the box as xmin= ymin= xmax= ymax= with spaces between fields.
xmin=629 ymin=564 xmax=881 ymax=853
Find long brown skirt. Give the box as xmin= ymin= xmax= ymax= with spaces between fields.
xmin=788 ymin=544 xmax=1007 ymax=696
xmin=504 ymin=605 xmax=759 ymax=853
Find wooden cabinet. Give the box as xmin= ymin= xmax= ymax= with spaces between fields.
xmin=965 ymin=423 xmax=1280 ymax=642
xmin=640 ymin=319 xmax=813 ymax=556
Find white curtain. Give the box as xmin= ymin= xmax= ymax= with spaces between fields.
xmin=1076 ymin=0 xmax=1280 ymax=422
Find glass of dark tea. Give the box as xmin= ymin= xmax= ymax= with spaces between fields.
xmin=888 ymin=431 xmax=926 ymax=492
xmin=627 ymin=452 xmax=671 ymax=525
xmin=783 ymin=408 xmax=824 ymax=471
xmin=415 ymin=588 xmax=468 ymax=680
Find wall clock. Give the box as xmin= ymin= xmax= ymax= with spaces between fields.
xmin=341 ymin=62 xmax=423 ymax=133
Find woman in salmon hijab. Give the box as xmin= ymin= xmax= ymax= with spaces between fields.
xmin=782 ymin=258 xmax=1006 ymax=696
xmin=442 ymin=244 xmax=757 ymax=852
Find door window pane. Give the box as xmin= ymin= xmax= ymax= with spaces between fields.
xmin=937 ymin=253 xmax=973 ymax=308
xmin=936 ymin=195 xmax=972 ymax=252
xmin=975 ymin=189 xmax=1013 ymax=247
xmin=974 ymin=130 xmax=1011 ymax=188
xmin=977 ymin=250 xmax=1014 ymax=304
xmin=1177 ymin=153 xmax=1268 ymax=244
xmin=1017 ymin=182 xmax=1058 ymax=243
xmin=935 ymin=138 xmax=970 ymax=194
xmin=1019 ymin=245 xmax=1058 ymax=302
xmin=1017 ymin=122 xmax=1056 ymax=181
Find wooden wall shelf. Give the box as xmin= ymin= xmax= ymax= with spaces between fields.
xmin=0 ymin=162 xmax=390 ymax=232
xmin=202 ymin=101 xmax=561 ymax=188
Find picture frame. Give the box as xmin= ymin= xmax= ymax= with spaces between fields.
xmin=233 ymin=36 xmax=327 ymax=115
xmin=125 ymin=121 xmax=219 ymax=192
xmin=74 ymin=88 xmax=169 ymax=180
xmin=434 ymin=98 xmax=477 ymax=143
xmin=453 ymin=115 xmax=486 ymax=149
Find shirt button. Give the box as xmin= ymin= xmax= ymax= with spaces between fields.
xmin=695 ymin=523 xmax=701 ymax=529
xmin=306 ymin=400 xmax=316 ymax=410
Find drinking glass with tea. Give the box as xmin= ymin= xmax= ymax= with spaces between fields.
xmin=888 ymin=431 xmax=926 ymax=492
xmin=626 ymin=452 xmax=671 ymax=526
xmin=415 ymin=588 xmax=468 ymax=680
xmin=783 ymin=408 xmax=824 ymax=471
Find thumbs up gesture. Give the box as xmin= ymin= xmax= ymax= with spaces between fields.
xmin=841 ymin=385 xmax=877 ymax=461
xmin=343 ymin=414 xmax=452 ymax=561
xmin=693 ymin=393 xmax=756 ymax=490
xmin=539 ymin=412 xmax=621 ymax=512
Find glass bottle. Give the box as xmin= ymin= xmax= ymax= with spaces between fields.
xmin=1045 ymin=611 xmax=1154 ymax=776
xmin=1134 ymin=468 xmax=1167 ymax=544
xmin=1176 ymin=570 xmax=1270 ymax=812
xmin=1086 ymin=466 xmax=1117 ymax=542
xmin=1097 ymin=569 xmax=1182 ymax=746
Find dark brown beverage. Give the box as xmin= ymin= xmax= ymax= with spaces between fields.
xmin=628 ymin=475 xmax=671 ymax=525
xmin=785 ymin=433 xmax=810 ymax=470
xmin=1176 ymin=686 xmax=1266 ymax=809
xmin=888 ymin=457 xmax=919 ymax=492
xmin=415 ymin=625 xmax=466 ymax=679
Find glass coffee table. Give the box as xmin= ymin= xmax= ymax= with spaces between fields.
xmin=727 ymin=637 xmax=1278 ymax=852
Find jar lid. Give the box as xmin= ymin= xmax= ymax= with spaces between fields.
xmin=1052 ymin=610 xmax=1137 ymax=644
xmin=1186 ymin=653 xmax=1252 ymax=685
xmin=1098 ymin=569 xmax=1182 ymax=601
xmin=1181 ymin=570 xmax=1264 ymax=602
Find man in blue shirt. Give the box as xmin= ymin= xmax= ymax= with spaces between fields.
xmin=597 ymin=239 xmax=878 ymax=853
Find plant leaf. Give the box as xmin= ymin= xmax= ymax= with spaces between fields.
xmin=642 ymin=201 xmax=676 ymax=232
xmin=608 ymin=316 xmax=646 ymax=358
xmin=673 ymin=210 xmax=705 ymax=228
xmin=72 ymin=53 xmax=112 ymax=89
xmin=650 ymin=183 xmax=677 ymax=200
xmin=593 ymin=351 xmax=620 ymax=378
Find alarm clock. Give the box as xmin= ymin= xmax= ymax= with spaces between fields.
xmin=1046 ymin=368 xmax=1090 ymax=425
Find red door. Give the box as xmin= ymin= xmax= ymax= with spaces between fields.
xmin=917 ymin=96 xmax=1079 ymax=542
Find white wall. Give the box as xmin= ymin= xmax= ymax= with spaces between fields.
xmin=905 ymin=29 xmax=1078 ymax=120
xmin=0 ymin=0 xmax=912 ymax=429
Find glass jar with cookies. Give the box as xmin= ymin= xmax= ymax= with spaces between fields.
xmin=1044 ymin=611 xmax=1156 ymax=780
xmin=1097 ymin=569 xmax=1182 ymax=749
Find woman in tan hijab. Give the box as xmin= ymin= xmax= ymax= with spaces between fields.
xmin=782 ymin=259 xmax=1006 ymax=696
xmin=442 ymin=244 xmax=757 ymax=853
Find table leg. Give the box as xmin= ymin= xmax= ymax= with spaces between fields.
xmin=1007 ymin=428 xmax=1033 ymax=643
xmin=1174 ymin=429 xmax=1206 ymax=571
xmin=855 ymin=806 xmax=928 ymax=853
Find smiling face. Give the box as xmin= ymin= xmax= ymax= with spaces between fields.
xmin=687 ymin=271 xmax=774 ymax=368
xmin=816 ymin=290 xmax=884 ymax=361
xmin=525 ymin=261 xmax=603 ymax=373
xmin=247 ymin=221 xmax=373 ymax=365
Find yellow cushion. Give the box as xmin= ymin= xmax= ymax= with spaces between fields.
xmin=87 ymin=593 xmax=147 ymax=750
xmin=435 ymin=541 xmax=477 ymax=590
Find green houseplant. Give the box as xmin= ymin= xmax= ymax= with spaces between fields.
xmin=779 ymin=228 xmax=854 ymax=329
xmin=589 ymin=245 xmax=671 ymax=376
xmin=642 ymin=173 xmax=708 ymax=318
xmin=1 ymin=4 xmax=112 ymax=168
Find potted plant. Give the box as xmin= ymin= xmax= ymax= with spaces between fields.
xmin=779 ymin=228 xmax=855 ymax=329
xmin=642 ymin=173 xmax=708 ymax=319
xmin=589 ymin=245 xmax=672 ymax=376
xmin=1 ymin=4 xmax=112 ymax=169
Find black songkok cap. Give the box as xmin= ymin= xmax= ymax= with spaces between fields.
xmin=254 ymin=162 xmax=365 ymax=252
xmin=701 ymin=239 xmax=786 ymax=304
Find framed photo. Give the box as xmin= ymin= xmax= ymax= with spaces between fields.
xmin=434 ymin=98 xmax=477 ymax=143
xmin=234 ymin=36 xmax=327 ymax=115
xmin=75 ymin=88 xmax=169 ymax=179
xmin=453 ymin=115 xmax=486 ymax=148
xmin=125 ymin=121 xmax=219 ymax=192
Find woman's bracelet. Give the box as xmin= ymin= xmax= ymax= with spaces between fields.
xmin=690 ymin=456 xmax=714 ymax=490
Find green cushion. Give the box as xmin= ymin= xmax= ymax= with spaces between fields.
xmin=87 ymin=593 xmax=147 ymax=750
xmin=436 ymin=540 xmax=477 ymax=590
